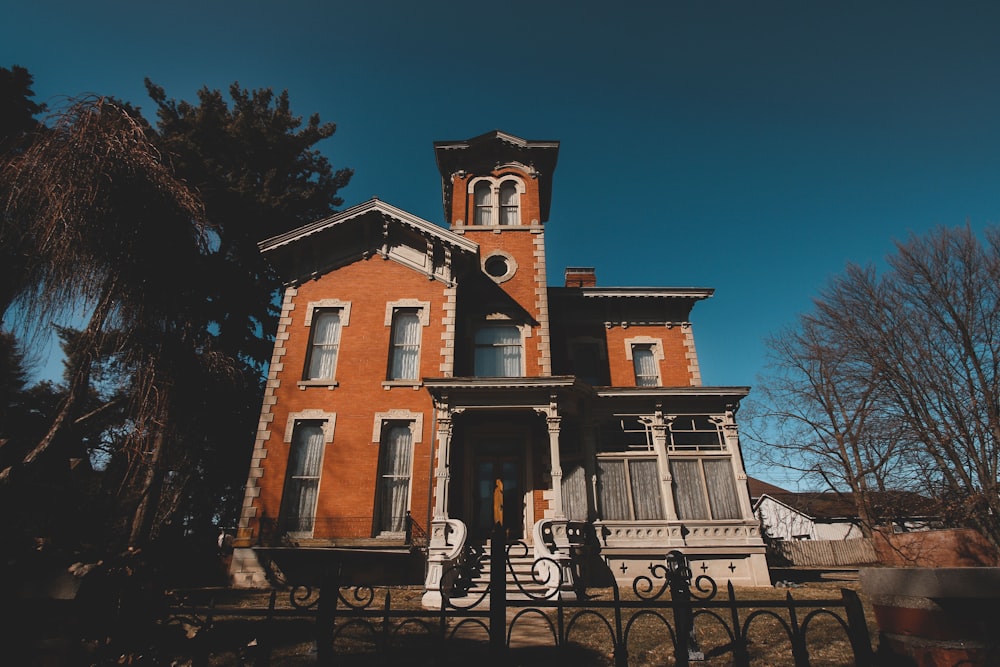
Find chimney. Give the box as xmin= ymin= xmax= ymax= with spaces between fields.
xmin=565 ymin=267 xmax=596 ymax=288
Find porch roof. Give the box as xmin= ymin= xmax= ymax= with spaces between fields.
xmin=423 ymin=376 xmax=590 ymax=411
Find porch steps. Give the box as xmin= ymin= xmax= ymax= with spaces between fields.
xmin=460 ymin=547 xmax=557 ymax=600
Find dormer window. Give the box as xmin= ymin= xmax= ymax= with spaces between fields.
xmin=469 ymin=177 xmax=523 ymax=226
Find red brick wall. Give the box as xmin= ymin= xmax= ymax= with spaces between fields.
xmin=255 ymin=257 xmax=450 ymax=538
xmin=605 ymin=325 xmax=694 ymax=387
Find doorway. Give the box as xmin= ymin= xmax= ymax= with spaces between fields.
xmin=471 ymin=440 xmax=524 ymax=541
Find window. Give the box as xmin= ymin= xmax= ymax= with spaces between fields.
xmin=632 ymin=344 xmax=659 ymax=386
xmin=474 ymin=325 xmax=522 ymax=376
xmin=375 ymin=423 xmax=414 ymax=534
xmin=499 ymin=181 xmax=519 ymax=225
xmin=388 ymin=309 xmax=421 ymax=380
xmin=306 ymin=309 xmax=342 ymax=381
xmin=561 ymin=461 xmax=589 ymax=521
xmin=469 ymin=177 xmax=522 ymax=226
xmin=668 ymin=416 xmax=726 ymax=451
xmin=570 ymin=339 xmax=606 ymax=386
xmin=597 ymin=456 xmax=664 ymax=520
xmin=474 ymin=181 xmax=493 ymax=225
xmin=670 ymin=458 xmax=741 ymax=520
xmin=280 ymin=422 xmax=325 ymax=534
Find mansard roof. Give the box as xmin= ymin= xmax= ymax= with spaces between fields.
xmin=434 ymin=130 xmax=560 ymax=224
xmin=258 ymin=198 xmax=478 ymax=285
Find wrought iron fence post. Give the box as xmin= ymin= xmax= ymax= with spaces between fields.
xmin=726 ymin=581 xmax=750 ymax=667
xmin=252 ymin=589 xmax=277 ymax=667
xmin=841 ymin=588 xmax=875 ymax=666
xmin=489 ymin=521 xmax=507 ymax=657
xmin=612 ymin=579 xmax=628 ymax=667
xmin=785 ymin=591 xmax=811 ymax=667
xmin=666 ymin=550 xmax=703 ymax=666
xmin=316 ymin=566 xmax=340 ymax=665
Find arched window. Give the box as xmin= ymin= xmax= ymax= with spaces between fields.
xmin=474 ymin=181 xmax=493 ymax=225
xmin=499 ymin=180 xmax=519 ymax=225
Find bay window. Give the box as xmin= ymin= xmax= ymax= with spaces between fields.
xmin=670 ymin=457 xmax=741 ymax=520
xmin=597 ymin=456 xmax=665 ymax=520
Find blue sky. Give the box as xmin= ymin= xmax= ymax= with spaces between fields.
xmin=5 ymin=2 xmax=1000 ymax=488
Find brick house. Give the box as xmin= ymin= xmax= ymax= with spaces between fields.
xmin=229 ymin=130 xmax=770 ymax=601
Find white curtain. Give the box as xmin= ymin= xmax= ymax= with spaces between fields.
xmin=307 ymin=310 xmax=341 ymax=380
xmin=378 ymin=425 xmax=413 ymax=533
xmin=632 ymin=346 xmax=658 ymax=386
xmin=629 ymin=459 xmax=665 ymax=520
xmin=474 ymin=182 xmax=492 ymax=225
xmin=499 ymin=181 xmax=518 ymax=225
xmin=670 ymin=459 xmax=710 ymax=520
xmin=390 ymin=310 xmax=421 ymax=380
xmin=704 ymin=459 xmax=741 ymax=519
xmin=561 ymin=462 xmax=588 ymax=520
xmin=285 ymin=423 xmax=325 ymax=532
xmin=474 ymin=326 xmax=521 ymax=376
xmin=597 ymin=460 xmax=629 ymax=520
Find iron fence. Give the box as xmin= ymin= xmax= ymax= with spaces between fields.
xmin=149 ymin=523 xmax=875 ymax=666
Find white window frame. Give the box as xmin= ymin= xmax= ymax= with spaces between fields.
xmin=624 ymin=336 xmax=663 ymax=387
xmin=383 ymin=300 xmax=430 ymax=386
xmin=669 ymin=454 xmax=742 ymax=521
xmin=280 ymin=410 xmax=336 ymax=537
xmin=473 ymin=322 xmax=525 ymax=377
xmin=300 ymin=300 xmax=352 ymax=387
xmin=596 ymin=453 xmax=665 ymax=521
xmin=371 ymin=412 xmax=422 ymax=537
xmin=467 ymin=176 xmax=525 ymax=228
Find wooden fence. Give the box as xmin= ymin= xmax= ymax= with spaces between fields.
xmin=772 ymin=538 xmax=878 ymax=566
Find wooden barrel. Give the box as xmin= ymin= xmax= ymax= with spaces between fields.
xmin=860 ymin=567 xmax=1000 ymax=666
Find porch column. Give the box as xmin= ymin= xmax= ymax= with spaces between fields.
xmin=582 ymin=418 xmax=598 ymax=520
xmin=547 ymin=415 xmax=565 ymax=519
xmin=654 ymin=413 xmax=678 ymax=519
xmin=432 ymin=411 xmax=454 ymax=520
xmin=721 ymin=409 xmax=754 ymax=519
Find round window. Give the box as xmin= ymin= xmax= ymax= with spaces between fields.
xmin=484 ymin=255 xmax=510 ymax=278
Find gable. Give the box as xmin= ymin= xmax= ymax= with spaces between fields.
xmin=259 ymin=198 xmax=479 ymax=285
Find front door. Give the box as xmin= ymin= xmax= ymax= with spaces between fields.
xmin=472 ymin=440 xmax=523 ymax=540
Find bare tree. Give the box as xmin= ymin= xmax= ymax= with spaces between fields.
xmin=0 ymin=96 xmax=225 ymax=547
xmin=814 ymin=226 xmax=1000 ymax=548
xmin=747 ymin=315 xmax=905 ymax=537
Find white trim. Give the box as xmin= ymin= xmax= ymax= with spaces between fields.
xmin=466 ymin=175 xmax=525 ymax=227
xmin=372 ymin=410 xmax=424 ymax=444
xmin=284 ymin=410 xmax=337 ymax=443
xmin=306 ymin=299 xmax=351 ymax=326
xmin=624 ymin=336 xmax=664 ymax=361
xmin=384 ymin=300 xmax=431 ymax=326
xmin=482 ymin=251 xmax=518 ymax=284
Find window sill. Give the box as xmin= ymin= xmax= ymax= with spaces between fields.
xmin=382 ymin=381 xmax=423 ymax=390
xmin=297 ymin=380 xmax=338 ymax=390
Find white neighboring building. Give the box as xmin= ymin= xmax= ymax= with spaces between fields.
xmin=748 ymin=478 xmax=937 ymax=542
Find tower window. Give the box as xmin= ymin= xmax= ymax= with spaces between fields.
xmin=468 ymin=177 xmax=523 ymax=226
xmin=499 ymin=181 xmax=519 ymax=225
xmin=474 ymin=181 xmax=493 ymax=225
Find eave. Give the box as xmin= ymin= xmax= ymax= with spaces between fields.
xmin=259 ymin=198 xmax=477 ymax=254
xmin=551 ymin=287 xmax=715 ymax=300
xmin=257 ymin=198 xmax=479 ymax=285
xmin=595 ymin=386 xmax=749 ymax=397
